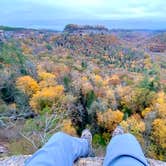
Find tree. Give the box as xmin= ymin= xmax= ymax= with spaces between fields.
xmin=152 ymin=118 xmax=166 ymax=149
xmin=118 ymin=87 xmax=155 ymax=114
xmin=38 ymin=71 xmax=57 ymax=88
xmin=61 ymin=119 xmax=77 ymax=136
xmin=92 ymin=74 xmax=103 ymax=87
xmin=16 ymin=76 xmax=39 ymax=97
xmin=120 ymin=114 xmax=145 ymax=145
xmin=97 ymin=109 xmax=124 ymax=132
xmin=154 ymin=91 xmax=166 ymax=118
xmin=30 ymin=85 xmax=64 ymax=114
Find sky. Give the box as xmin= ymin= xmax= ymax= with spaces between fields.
xmin=0 ymin=0 xmax=166 ymax=30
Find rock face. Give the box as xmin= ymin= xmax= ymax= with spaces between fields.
xmin=0 ymin=155 xmax=166 ymax=166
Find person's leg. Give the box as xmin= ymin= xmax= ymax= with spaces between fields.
xmin=25 ymin=132 xmax=89 ymax=166
xmin=103 ymin=133 xmax=149 ymax=166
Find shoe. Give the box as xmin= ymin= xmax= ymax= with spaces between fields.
xmin=81 ymin=129 xmax=95 ymax=157
xmin=112 ymin=125 xmax=124 ymax=137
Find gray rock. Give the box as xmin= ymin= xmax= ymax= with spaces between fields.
xmin=0 ymin=155 xmax=166 ymax=166
xmin=0 ymin=145 xmax=8 ymax=154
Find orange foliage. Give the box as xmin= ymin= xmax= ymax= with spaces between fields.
xmin=108 ymin=75 xmax=121 ymax=85
xmin=61 ymin=119 xmax=77 ymax=136
xmin=30 ymin=85 xmax=64 ymax=113
xmin=120 ymin=114 xmax=145 ymax=145
xmin=81 ymin=76 xmax=93 ymax=95
xmin=120 ymin=114 xmax=145 ymax=134
xmin=38 ymin=71 xmax=56 ymax=80
xmin=155 ymin=92 xmax=166 ymax=118
xmin=152 ymin=118 xmax=166 ymax=149
xmin=16 ymin=76 xmax=39 ymax=96
xmin=21 ymin=43 xmax=32 ymax=54
xmin=142 ymin=107 xmax=152 ymax=117
xmin=93 ymin=74 xmax=103 ymax=87
xmin=104 ymin=88 xmax=117 ymax=109
xmin=97 ymin=109 xmax=124 ymax=132
xmin=38 ymin=71 xmax=57 ymax=88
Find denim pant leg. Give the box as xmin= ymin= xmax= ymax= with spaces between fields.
xmin=103 ymin=133 xmax=149 ymax=166
xmin=25 ymin=132 xmax=89 ymax=166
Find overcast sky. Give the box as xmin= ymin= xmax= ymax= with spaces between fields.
xmin=0 ymin=0 xmax=166 ymax=29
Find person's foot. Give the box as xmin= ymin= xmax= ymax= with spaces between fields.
xmin=81 ymin=129 xmax=95 ymax=157
xmin=112 ymin=125 xmax=124 ymax=137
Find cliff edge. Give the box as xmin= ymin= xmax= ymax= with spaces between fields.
xmin=0 ymin=155 xmax=166 ymax=166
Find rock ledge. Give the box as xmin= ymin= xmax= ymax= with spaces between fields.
xmin=0 ymin=155 xmax=166 ymax=166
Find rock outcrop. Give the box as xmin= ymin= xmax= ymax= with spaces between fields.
xmin=0 ymin=155 xmax=166 ymax=166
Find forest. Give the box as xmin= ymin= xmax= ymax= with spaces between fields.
xmin=0 ymin=25 xmax=166 ymax=161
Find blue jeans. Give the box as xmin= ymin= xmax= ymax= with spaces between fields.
xmin=25 ymin=132 xmax=149 ymax=166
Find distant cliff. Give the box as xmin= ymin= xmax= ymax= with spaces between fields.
xmin=64 ymin=24 xmax=109 ymax=34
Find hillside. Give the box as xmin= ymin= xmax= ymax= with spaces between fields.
xmin=0 ymin=25 xmax=166 ymax=162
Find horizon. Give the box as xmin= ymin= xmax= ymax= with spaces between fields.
xmin=1 ymin=19 xmax=166 ymax=31
xmin=0 ymin=0 xmax=166 ymax=30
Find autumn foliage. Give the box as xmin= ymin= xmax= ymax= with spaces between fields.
xmin=16 ymin=76 xmax=39 ymax=96
xmin=61 ymin=119 xmax=77 ymax=136
xmin=97 ymin=109 xmax=124 ymax=132
xmin=152 ymin=119 xmax=166 ymax=149
xmin=1 ymin=28 xmax=166 ymax=161
xmin=30 ymin=85 xmax=64 ymax=114
xmin=38 ymin=71 xmax=57 ymax=88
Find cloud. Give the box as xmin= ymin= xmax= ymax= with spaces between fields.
xmin=0 ymin=0 xmax=165 ymax=28
xmin=1 ymin=0 xmax=166 ymax=19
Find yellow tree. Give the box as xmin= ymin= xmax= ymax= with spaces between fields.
xmin=92 ymin=74 xmax=103 ymax=87
xmin=155 ymin=91 xmax=166 ymax=118
xmin=30 ymin=85 xmax=64 ymax=114
xmin=16 ymin=76 xmax=39 ymax=97
xmin=97 ymin=109 xmax=124 ymax=132
xmin=152 ymin=118 xmax=166 ymax=149
xmin=61 ymin=119 xmax=77 ymax=136
xmin=120 ymin=114 xmax=145 ymax=145
xmin=142 ymin=107 xmax=152 ymax=118
xmin=121 ymin=114 xmax=145 ymax=134
xmin=38 ymin=71 xmax=57 ymax=88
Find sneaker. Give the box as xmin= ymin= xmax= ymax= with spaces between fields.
xmin=112 ymin=125 xmax=124 ymax=137
xmin=81 ymin=129 xmax=95 ymax=157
